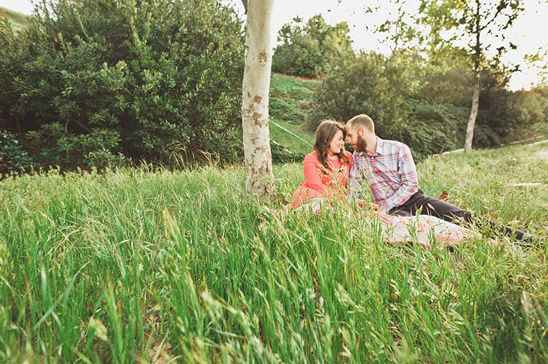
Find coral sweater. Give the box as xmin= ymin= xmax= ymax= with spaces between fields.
xmin=292 ymin=151 xmax=353 ymax=208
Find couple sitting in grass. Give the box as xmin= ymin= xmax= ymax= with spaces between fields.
xmin=291 ymin=114 xmax=536 ymax=247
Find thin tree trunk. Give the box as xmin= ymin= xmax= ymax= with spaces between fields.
xmin=464 ymin=0 xmax=481 ymax=153
xmin=464 ymin=72 xmax=480 ymax=153
xmin=241 ymin=0 xmax=275 ymax=196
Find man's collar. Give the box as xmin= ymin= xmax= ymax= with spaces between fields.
xmin=363 ymin=136 xmax=384 ymax=156
xmin=375 ymin=136 xmax=384 ymax=155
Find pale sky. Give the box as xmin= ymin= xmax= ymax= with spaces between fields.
xmin=2 ymin=0 xmax=547 ymax=90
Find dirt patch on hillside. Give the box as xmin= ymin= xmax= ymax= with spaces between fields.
xmin=532 ymin=149 xmax=548 ymax=159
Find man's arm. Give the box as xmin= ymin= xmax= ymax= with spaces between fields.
xmin=383 ymin=145 xmax=419 ymax=211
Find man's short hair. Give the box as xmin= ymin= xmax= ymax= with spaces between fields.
xmin=347 ymin=114 xmax=375 ymax=134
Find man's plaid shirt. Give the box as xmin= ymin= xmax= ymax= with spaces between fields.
xmin=350 ymin=137 xmax=419 ymax=212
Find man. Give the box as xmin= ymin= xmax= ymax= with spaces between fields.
xmin=345 ymin=113 xmax=535 ymax=243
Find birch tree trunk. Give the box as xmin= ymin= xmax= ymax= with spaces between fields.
xmin=464 ymin=5 xmax=481 ymax=154
xmin=241 ymin=0 xmax=275 ymax=197
xmin=464 ymin=73 xmax=480 ymax=153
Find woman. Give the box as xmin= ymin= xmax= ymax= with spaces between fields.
xmin=292 ymin=120 xmax=352 ymax=210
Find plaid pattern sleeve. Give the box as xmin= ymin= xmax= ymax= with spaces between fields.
xmin=383 ymin=143 xmax=418 ymax=210
xmin=352 ymin=138 xmax=419 ymax=211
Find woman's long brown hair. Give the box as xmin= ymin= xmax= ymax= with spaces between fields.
xmin=313 ymin=120 xmax=349 ymax=168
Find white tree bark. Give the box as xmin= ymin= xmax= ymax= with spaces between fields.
xmin=464 ymin=74 xmax=480 ymax=153
xmin=464 ymin=2 xmax=482 ymax=153
xmin=242 ymin=0 xmax=275 ymax=196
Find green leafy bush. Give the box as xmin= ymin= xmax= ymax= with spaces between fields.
xmin=272 ymin=15 xmax=353 ymax=78
xmin=512 ymin=85 xmax=548 ymax=139
xmin=0 ymin=130 xmax=33 ymax=175
xmin=270 ymin=141 xmax=304 ymax=164
xmin=400 ymin=99 xmax=469 ymax=158
xmin=308 ymin=52 xmax=409 ymax=138
xmin=27 ymin=123 xmax=130 ymax=170
xmin=0 ymin=0 xmax=244 ymax=169
xmin=415 ymin=63 xmax=548 ymax=148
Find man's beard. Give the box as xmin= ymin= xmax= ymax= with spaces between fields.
xmin=354 ymin=134 xmax=367 ymax=153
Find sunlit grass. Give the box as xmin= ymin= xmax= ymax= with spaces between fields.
xmin=270 ymin=73 xmax=318 ymax=155
xmin=0 ymin=7 xmax=30 ymax=33
xmin=0 ymin=143 xmax=547 ymax=362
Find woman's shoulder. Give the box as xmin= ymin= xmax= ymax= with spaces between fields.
xmin=344 ymin=151 xmax=352 ymax=164
xmin=304 ymin=151 xmax=320 ymax=162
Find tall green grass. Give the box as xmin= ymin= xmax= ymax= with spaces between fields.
xmin=0 ymin=143 xmax=547 ymax=363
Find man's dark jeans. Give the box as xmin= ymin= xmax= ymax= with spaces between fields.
xmin=389 ymin=190 xmax=534 ymax=243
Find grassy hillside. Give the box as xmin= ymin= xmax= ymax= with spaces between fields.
xmin=0 ymin=142 xmax=547 ymax=362
xmin=0 ymin=7 xmax=29 ymax=33
xmin=269 ymin=73 xmax=318 ymax=156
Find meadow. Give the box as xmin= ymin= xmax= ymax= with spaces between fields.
xmin=0 ymin=142 xmax=547 ymax=363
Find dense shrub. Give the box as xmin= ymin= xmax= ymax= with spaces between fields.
xmin=308 ymin=52 xmax=409 ymax=138
xmin=401 ymin=100 xmax=468 ymax=158
xmin=415 ymin=64 xmax=548 ymax=148
xmin=0 ymin=130 xmax=33 ymax=175
xmin=272 ymin=15 xmax=353 ymax=78
xmin=26 ymin=122 xmax=130 ymax=170
xmin=508 ymin=86 xmax=548 ymax=139
xmin=417 ymin=66 xmax=473 ymax=107
xmin=0 ymin=0 xmax=244 ymax=169
xmin=270 ymin=142 xmax=304 ymax=164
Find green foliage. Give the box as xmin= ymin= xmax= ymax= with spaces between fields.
xmin=369 ymin=0 xmax=425 ymax=56
xmin=0 ymin=143 xmax=547 ymax=361
xmin=418 ymin=0 xmax=524 ymax=69
xmin=309 ymin=52 xmax=409 ymax=138
xmin=417 ymin=65 xmax=472 ymax=107
xmin=417 ymin=0 xmax=526 ymax=150
xmin=509 ymin=86 xmax=548 ymax=139
xmin=402 ymin=100 xmax=468 ymax=157
xmin=308 ymin=47 xmax=547 ymax=159
xmin=272 ymin=14 xmax=353 ymax=78
xmin=26 ymin=122 xmax=130 ymax=170
xmin=0 ymin=0 xmax=244 ymax=169
xmin=416 ymin=62 xmax=548 ymax=148
xmin=270 ymin=141 xmax=304 ymax=164
xmin=0 ymin=130 xmax=33 ymax=175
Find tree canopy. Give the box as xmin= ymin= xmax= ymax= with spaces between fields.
xmin=272 ymin=14 xmax=353 ymax=78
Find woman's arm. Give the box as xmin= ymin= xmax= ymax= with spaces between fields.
xmin=302 ymin=153 xmax=326 ymax=193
